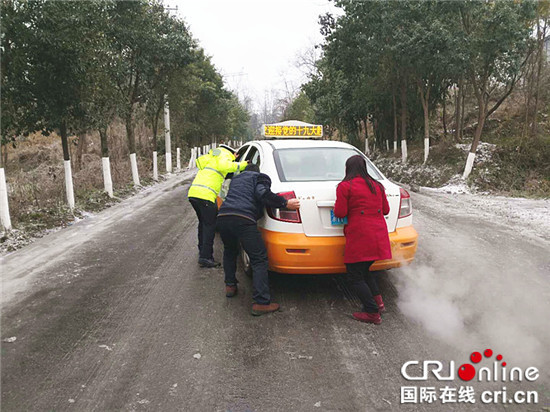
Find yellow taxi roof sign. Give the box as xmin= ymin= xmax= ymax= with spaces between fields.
xmin=262 ymin=120 xmax=323 ymax=138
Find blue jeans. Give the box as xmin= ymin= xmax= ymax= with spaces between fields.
xmin=217 ymin=216 xmax=270 ymax=304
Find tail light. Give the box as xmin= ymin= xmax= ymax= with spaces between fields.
xmin=267 ymin=191 xmax=302 ymax=223
xmin=398 ymin=187 xmax=412 ymax=218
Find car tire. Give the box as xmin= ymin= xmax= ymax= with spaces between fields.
xmin=240 ymin=247 xmax=253 ymax=278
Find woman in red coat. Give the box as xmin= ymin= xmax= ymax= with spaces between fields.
xmin=334 ymin=155 xmax=391 ymax=325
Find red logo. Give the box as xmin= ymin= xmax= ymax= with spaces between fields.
xmin=458 ymin=348 xmax=506 ymax=381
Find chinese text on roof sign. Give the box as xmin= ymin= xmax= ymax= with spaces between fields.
xmin=263 ymin=124 xmax=323 ymax=138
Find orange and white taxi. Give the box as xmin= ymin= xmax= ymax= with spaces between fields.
xmin=223 ymin=123 xmax=418 ymax=274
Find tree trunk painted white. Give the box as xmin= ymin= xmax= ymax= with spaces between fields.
xmin=101 ymin=157 xmax=114 ymax=198
xmin=176 ymin=148 xmax=181 ymax=171
xmin=386 ymin=139 xmax=389 ymax=151
xmin=130 ymin=153 xmax=140 ymax=187
xmin=424 ymin=138 xmax=429 ymax=163
xmin=463 ymin=152 xmax=476 ymax=179
xmin=393 ymin=141 xmax=397 ymax=153
xmin=164 ymin=97 xmax=172 ymax=173
xmin=0 ymin=168 xmax=12 ymax=230
xmin=365 ymin=137 xmax=370 ymax=155
xmin=153 ymin=151 xmax=158 ymax=181
xmin=401 ymin=140 xmax=408 ymax=163
xmin=64 ymin=160 xmax=75 ymax=210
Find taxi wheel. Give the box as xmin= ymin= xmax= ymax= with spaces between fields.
xmin=240 ymin=247 xmax=253 ymax=278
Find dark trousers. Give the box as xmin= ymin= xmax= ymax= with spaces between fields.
xmin=345 ymin=261 xmax=379 ymax=313
xmin=217 ymin=216 xmax=270 ymax=305
xmin=189 ymin=197 xmax=218 ymax=260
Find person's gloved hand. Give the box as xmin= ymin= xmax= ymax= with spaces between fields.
xmin=286 ymin=198 xmax=300 ymax=210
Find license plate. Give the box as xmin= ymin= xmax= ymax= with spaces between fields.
xmin=330 ymin=210 xmax=348 ymax=225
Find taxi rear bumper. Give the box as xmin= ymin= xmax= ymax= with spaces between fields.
xmin=260 ymin=225 xmax=418 ymax=274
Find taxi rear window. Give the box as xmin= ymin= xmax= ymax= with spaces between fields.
xmin=273 ymin=147 xmax=382 ymax=182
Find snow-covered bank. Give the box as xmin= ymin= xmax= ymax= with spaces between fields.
xmin=0 ymin=171 xmax=193 ymax=255
xmin=375 ymin=138 xmax=550 ymax=197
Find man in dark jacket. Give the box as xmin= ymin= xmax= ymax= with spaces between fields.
xmin=217 ymin=164 xmax=300 ymax=316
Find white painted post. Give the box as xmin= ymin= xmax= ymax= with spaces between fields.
xmin=401 ymin=140 xmax=408 ymax=163
xmin=176 ymin=148 xmax=181 ymax=171
xmin=386 ymin=139 xmax=389 ymax=151
xmin=153 ymin=151 xmax=158 ymax=181
xmin=101 ymin=157 xmax=114 ymax=198
xmin=130 ymin=153 xmax=140 ymax=186
xmin=365 ymin=138 xmax=370 ymax=156
xmin=423 ymin=138 xmax=429 ymax=163
xmin=463 ymin=152 xmax=476 ymax=179
xmin=164 ymin=97 xmax=172 ymax=173
xmin=0 ymin=168 xmax=12 ymax=230
xmin=393 ymin=141 xmax=397 ymax=153
xmin=187 ymin=148 xmax=194 ymax=169
xmin=64 ymin=160 xmax=75 ymax=210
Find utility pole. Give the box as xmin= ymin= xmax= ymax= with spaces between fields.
xmin=164 ymin=96 xmax=172 ymax=173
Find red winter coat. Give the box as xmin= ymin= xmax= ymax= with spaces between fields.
xmin=334 ymin=176 xmax=392 ymax=264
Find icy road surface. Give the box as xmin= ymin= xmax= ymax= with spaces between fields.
xmin=2 ymin=173 xmax=549 ymax=411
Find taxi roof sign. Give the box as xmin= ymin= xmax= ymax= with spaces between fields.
xmin=262 ymin=120 xmax=323 ymax=138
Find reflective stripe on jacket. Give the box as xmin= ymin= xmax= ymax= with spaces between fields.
xmin=187 ymin=147 xmax=248 ymax=203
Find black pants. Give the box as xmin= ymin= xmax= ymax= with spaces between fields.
xmin=217 ymin=216 xmax=270 ymax=305
xmin=189 ymin=197 xmax=218 ymax=260
xmin=345 ymin=261 xmax=379 ymax=313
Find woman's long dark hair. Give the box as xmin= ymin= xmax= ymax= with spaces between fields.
xmin=342 ymin=155 xmax=379 ymax=194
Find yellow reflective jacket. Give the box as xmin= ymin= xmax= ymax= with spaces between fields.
xmin=187 ymin=147 xmax=248 ymax=203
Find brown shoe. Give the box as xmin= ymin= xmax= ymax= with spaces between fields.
xmin=251 ymin=303 xmax=280 ymax=316
xmin=225 ymin=285 xmax=238 ymax=297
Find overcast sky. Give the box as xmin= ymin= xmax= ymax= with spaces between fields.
xmin=171 ymin=0 xmax=340 ymax=112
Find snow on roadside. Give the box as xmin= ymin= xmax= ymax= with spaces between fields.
xmin=455 ymin=141 xmax=497 ymax=164
xmin=418 ymin=188 xmax=550 ymax=244
xmin=0 ymin=171 xmax=192 ymax=255
xmin=425 ymin=175 xmax=471 ymax=195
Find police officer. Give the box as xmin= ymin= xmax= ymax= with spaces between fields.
xmin=188 ymin=144 xmax=248 ymax=268
xmin=217 ymin=164 xmax=300 ymax=316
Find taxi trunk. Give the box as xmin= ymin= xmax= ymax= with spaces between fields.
xmin=260 ymin=181 xmax=415 ymax=274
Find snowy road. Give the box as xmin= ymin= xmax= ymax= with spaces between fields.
xmin=1 ymin=173 xmax=549 ymax=411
